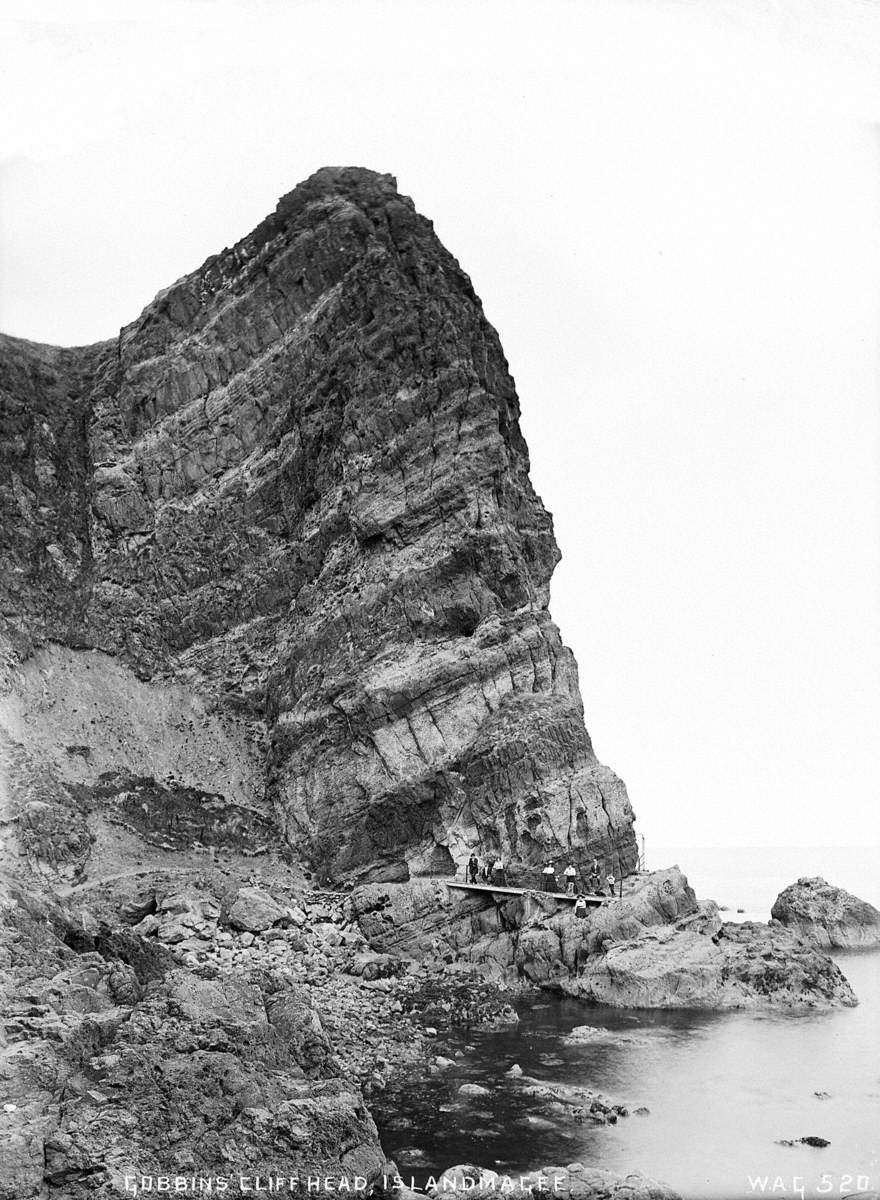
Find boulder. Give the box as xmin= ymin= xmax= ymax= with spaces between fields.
xmin=228 ymin=886 xmax=286 ymax=933
xmin=146 ymin=890 xmax=222 ymax=943
xmin=771 ymin=877 xmax=880 ymax=949
xmin=347 ymin=952 xmax=406 ymax=981
xmin=266 ymin=986 xmax=333 ymax=1072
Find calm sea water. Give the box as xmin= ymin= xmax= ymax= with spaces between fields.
xmin=374 ymin=846 xmax=880 ymax=1200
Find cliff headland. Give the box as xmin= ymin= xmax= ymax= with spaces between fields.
xmin=0 ymin=168 xmax=857 ymax=1199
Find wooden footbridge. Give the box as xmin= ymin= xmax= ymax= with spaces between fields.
xmin=446 ymin=881 xmax=610 ymax=907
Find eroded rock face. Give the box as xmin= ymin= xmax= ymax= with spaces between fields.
xmin=347 ymin=866 xmax=698 ymax=978
xmin=0 ymin=878 xmax=419 ymax=1200
xmin=563 ymin=919 xmax=858 ymax=1010
xmin=0 ymin=166 xmax=637 ymax=886
xmin=347 ymin=870 xmax=858 ymax=1009
xmin=771 ymin=877 xmax=880 ymax=949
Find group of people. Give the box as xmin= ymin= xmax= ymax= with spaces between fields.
xmin=542 ymin=856 xmax=618 ymax=897
xmin=467 ymin=854 xmax=509 ymax=887
xmin=465 ymin=853 xmax=619 ymax=899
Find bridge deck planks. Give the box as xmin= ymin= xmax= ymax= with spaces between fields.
xmin=445 ymin=882 xmax=608 ymax=905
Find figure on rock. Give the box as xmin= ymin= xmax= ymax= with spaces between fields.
xmin=542 ymin=863 xmax=556 ymax=892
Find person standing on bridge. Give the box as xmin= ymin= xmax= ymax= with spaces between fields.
xmin=467 ymin=854 xmax=479 ymax=884
xmin=589 ymin=858 xmax=601 ymax=894
xmin=564 ymin=863 xmax=577 ymax=894
xmin=541 ymin=863 xmax=555 ymax=892
xmin=492 ymin=855 xmax=506 ymax=887
xmin=606 ymin=870 xmax=616 ymax=897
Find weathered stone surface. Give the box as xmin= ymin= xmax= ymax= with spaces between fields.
xmin=347 ymin=868 xmax=701 ymax=985
xmin=0 ymin=878 xmax=417 ymax=1198
xmin=563 ymin=920 xmax=858 ymax=1009
xmin=228 ymin=886 xmax=287 ymax=932
xmin=5 ymin=164 xmax=857 ymax=1191
xmin=0 ymin=166 xmax=654 ymax=1195
xmin=0 ymin=166 xmax=637 ymax=889
xmin=563 ymin=1024 xmax=651 ymax=1046
xmin=346 ymin=868 xmax=855 ymax=1008
xmin=771 ymin=876 xmax=880 ymax=949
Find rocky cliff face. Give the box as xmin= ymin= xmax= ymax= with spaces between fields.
xmin=0 ymin=166 xmax=636 ymax=887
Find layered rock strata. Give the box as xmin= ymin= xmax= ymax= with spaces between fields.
xmin=0 ymin=166 xmax=637 ymax=887
xmin=348 ymin=870 xmax=858 ymax=1009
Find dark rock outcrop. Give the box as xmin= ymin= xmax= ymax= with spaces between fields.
xmin=771 ymin=877 xmax=880 ymax=949
xmin=0 ymin=165 xmax=636 ymax=888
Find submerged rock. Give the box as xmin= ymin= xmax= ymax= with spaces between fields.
xmin=771 ymin=877 xmax=880 ymax=949
xmin=457 ymin=1083 xmax=491 ymax=1096
xmin=563 ymin=1023 xmax=650 ymax=1046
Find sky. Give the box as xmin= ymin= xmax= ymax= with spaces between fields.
xmin=1 ymin=0 xmax=879 ymax=849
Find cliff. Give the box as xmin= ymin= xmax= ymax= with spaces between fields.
xmin=0 ymin=166 xmax=637 ymax=888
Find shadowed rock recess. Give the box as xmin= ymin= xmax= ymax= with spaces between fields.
xmin=0 ymin=166 xmax=637 ymax=886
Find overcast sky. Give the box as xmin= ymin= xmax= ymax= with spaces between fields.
xmin=2 ymin=0 xmax=879 ymax=849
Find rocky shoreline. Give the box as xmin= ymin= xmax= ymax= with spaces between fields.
xmin=1 ymin=862 xmax=684 ymax=1199
xmin=0 ymin=166 xmax=871 ymax=1198
xmin=2 ymin=852 xmax=864 ymax=1198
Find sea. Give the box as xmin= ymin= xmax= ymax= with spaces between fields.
xmin=373 ymin=846 xmax=880 ymax=1200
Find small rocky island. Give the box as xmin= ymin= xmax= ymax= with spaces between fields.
xmin=771 ymin=876 xmax=880 ymax=949
xmin=0 ymin=168 xmax=859 ymax=1198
